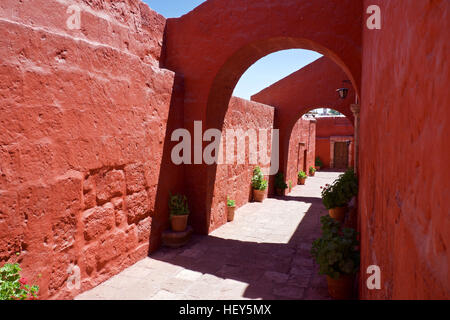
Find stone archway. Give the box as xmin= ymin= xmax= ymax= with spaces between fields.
xmin=163 ymin=0 xmax=363 ymax=233
xmin=252 ymin=57 xmax=356 ymax=190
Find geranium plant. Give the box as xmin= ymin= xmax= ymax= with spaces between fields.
xmin=315 ymin=156 xmax=323 ymax=167
xmin=227 ymin=197 xmax=236 ymax=207
xmin=309 ymin=166 xmax=316 ymax=174
xmin=251 ymin=166 xmax=268 ymax=191
xmin=298 ymin=171 xmax=307 ymax=179
xmin=275 ymin=172 xmax=288 ymax=190
xmin=311 ymin=215 xmax=360 ymax=279
xmin=0 ymin=262 xmax=39 ymax=300
xmin=168 ymin=193 xmax=190 ymax=216
xmin=321 ymin=169 xmax=358 ymax=209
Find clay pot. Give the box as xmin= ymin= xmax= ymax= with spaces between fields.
xmin=298 ymin=178 xmax=306 ymax=185
xmin=227 ymin=206 xmax=236 ymax=222
xmin=309 ymin=171 xmax=315 ymax=177
xmin=326 ymin=275 xmax=354 ymax=300
xmin=329 ymin=206 xmax=347 ymax=222
xmin=170 ymin=215 xmax=188 ymax=232
xmin=316 ymin=166 xmax=321 ymax=171
xmin=275 ymin=188 xmax=285 ymax=196
xmin=253 ymin=189 xmax=265 ymax=202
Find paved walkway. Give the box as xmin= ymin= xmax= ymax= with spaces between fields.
xmin=76 ymin=171 xmax=342 ymax=300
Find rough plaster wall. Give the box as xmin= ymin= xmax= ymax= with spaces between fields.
xmin=210 ymin=97 xmax=274 ymax=232
xmin=360 ymin=0 xmax=449 ymax=299
xmin=315 ymin=117 xmax=354 ymax=169
xmin=0 ymin=0 xmax=182 ymax=299
xmin=286 ymin=118 xmax=316 ymax=187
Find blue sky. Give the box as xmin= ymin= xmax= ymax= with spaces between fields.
xmin=144 ymin=0 xmax=322 ymax=100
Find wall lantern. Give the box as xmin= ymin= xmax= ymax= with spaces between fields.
xmin=336 ymin=80 xmax=352 ymax=99
xmin=336 ymin=87 xmax=349 ymax=99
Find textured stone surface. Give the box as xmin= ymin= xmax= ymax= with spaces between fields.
xmin=0 ymin=0 xmax=180 ymax=299
xmin=76 ymin=172 xmax=339 ymax=300
xmin=359 ymin=0 xmax=449 ymax=299
xmin=210 ymin=97 xmax=275 ymax=232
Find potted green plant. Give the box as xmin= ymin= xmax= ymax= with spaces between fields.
xmin=274 ymin=172 xmax=288 ymax=196
xmin=288 ymin=180 xmax=293 ymax=193
xmin=0 ymin=255 xmax=40 ymax=300
xmin=311 ymin=215 xmax=360 ymax=300
xmin=226 ymin=197 xmax=236 ymax=222
xmin=297 ymin=171 xmax=307 ymax=185
xmin=168 ymin=193 xmax=190 ymax=232
xmin=251 ymin=166 xmax=268 ymax=202
xmin=309 ymin=166 xmax=317 ymax=177
xmin=315 ymin=156 xmax=323 ymax=170
xmin=321 ymin=169 xmax=358 ymax=222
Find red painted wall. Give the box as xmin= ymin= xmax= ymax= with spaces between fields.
xmin=315 ymin=117 xmax=354 ymax=169
xmin=286 ymin=117 xmax=316 ymax=187
xmin=210 ymin=97 xmax=275 ymax=232
xmin=0 ymin=0 xmax=184 ymax=299
xmin=359 ymin=0 xmax=449 ymax=299
xmin=163 ymin=0 xmax=363 ymax=234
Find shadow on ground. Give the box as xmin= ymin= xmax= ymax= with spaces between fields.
xmin=149 ymin=194 xmax=331 ymax=300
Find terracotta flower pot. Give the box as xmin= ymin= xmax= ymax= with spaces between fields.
xmin=298 ymin=177 xmax=306 ymax=185
xmin=326 ymin=275 xmax=354 ymax=300
xmin=309 ymin=171 xmax=315 ymax=177
xmin=275 ymin=188 xmax=285 ymax=196
xmin=316 ymin=166 xmax=321 ymax=171
xmin=170 ymin=215 xmax=188 ymax=232
xmin=227 ymin=206 xmax=236 ymax=222
xmin=253 ymin=189 xmax=266 ymax=202
xmin=329 ymin=206 xmax=347 ymax=222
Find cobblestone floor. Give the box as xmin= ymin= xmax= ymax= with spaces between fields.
xmin=76 ymin=171 xmax=342 ymax=300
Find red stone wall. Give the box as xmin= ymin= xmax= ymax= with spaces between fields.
xmin=359 ymin=0 xmax=449 ymax=299
xmin=210 ymin=97 xmax=275 ymax=232
xmin=286 ymin=117 xmax=316 ymax=187
xmin=0 ymin=0 xmax=184 ymax=299
xmin=315 ymin=117 xmax=354 ymax=169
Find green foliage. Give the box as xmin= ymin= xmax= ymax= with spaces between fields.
xmin=321 ymin=169 xmax=358 ymax=209
xmin=168 ymin=193 xmax=190 ymax=216
xmin=251 ymin=166 xmax=268 ymax=191
xmin=315 ymin=157 xmax=323 ymax=167
xmin=0 ymin=263 xmax=39 ymax=300
xmin=274 ymin=172 xmax=288 ymax=190
xmin=289 ymin=180 xmax=293 ymax=189
xmin=309 ymin=166 xmax=316 ymax=174
xmin=298 ymin=171 xmax=307 ymax=179
xmin=311 ymin=216 xmax=360 ymax=279
xmin=227 ymin=197 xmax=235 ymax=207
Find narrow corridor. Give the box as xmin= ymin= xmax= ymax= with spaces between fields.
xmin=76 ymin=172 xmax=342 ymax=300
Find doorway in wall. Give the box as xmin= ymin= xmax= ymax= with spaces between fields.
xmin=333 ymin=142 xmax=349 ymax=169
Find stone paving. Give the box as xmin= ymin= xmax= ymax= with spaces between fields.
xmin=76 ymin=171 xmax=342 ymax=300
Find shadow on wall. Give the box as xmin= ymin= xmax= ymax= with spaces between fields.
xmin=148 ymin=194 xmax=343 ymax=300
xmin=148 ymin=73 xmax=185 ymax=253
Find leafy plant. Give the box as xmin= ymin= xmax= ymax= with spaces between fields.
xmin=309 ymin=166 xmax=316 ymax=174
xmin=298 ymin=171 xmax=307 ymax=179
xmin=289 ymin=180 xmax=293 ymax=190
xmin=274 ymin=172 xmax=288 ymax=190
xmin=321 ymin=169 xmax=358 ymax=209
xmin=315 ymin=157 xmax=323 ymax=167
xmin=168 ymin=193 xmax=190 ymax=216
xmin=251 ymin=166 xmax=268 ymax=191
xmin=227 ymin=197 xmax=235 ymax=207
xmin=0 ymin=262 xmax=39 ymax=300
xmin=311 ymin=215 xmax=360 ymax=279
